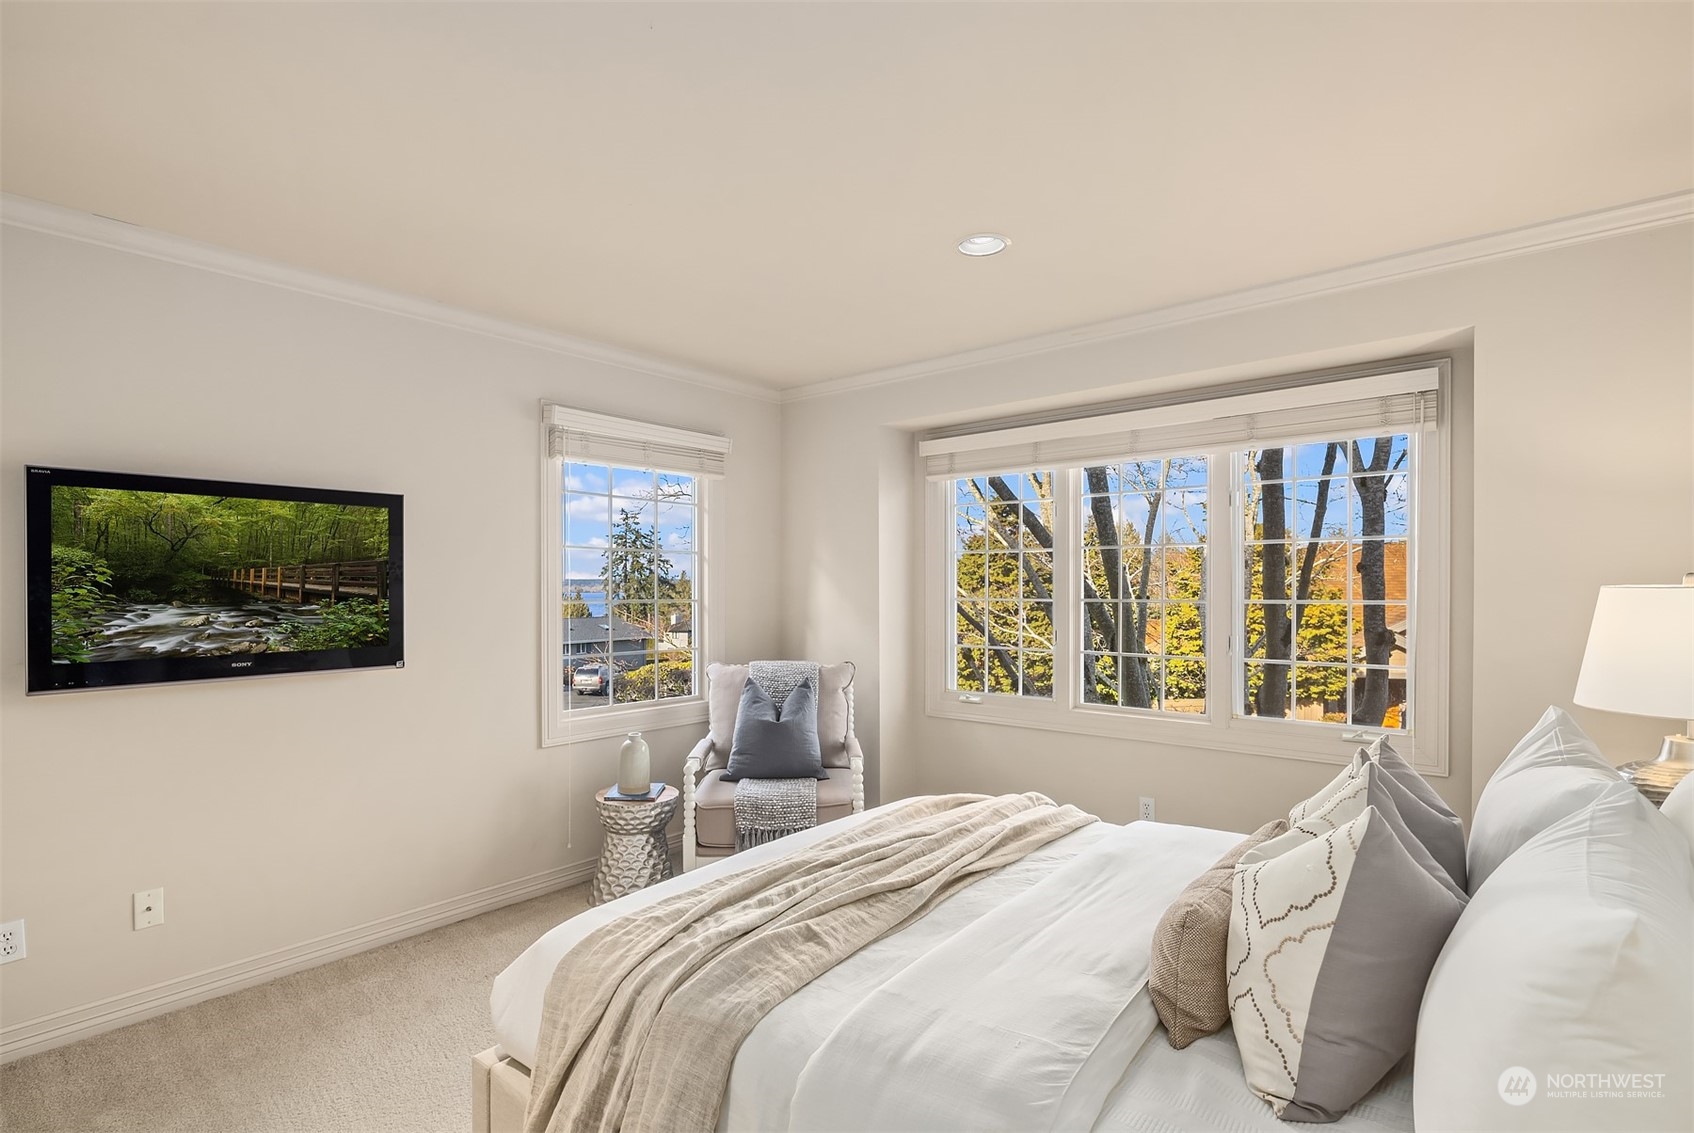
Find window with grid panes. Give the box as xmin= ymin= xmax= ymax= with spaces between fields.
xmin=926 ymin=364 xmax=1445 ymax=771
xmin=950 ymin=472 xmax=1056 ymax=699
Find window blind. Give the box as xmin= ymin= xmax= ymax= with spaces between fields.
xmin=919 ymin=367 xmax=1439 ymax=480
xmin=543 ymin=404 xmax=731 ymax=478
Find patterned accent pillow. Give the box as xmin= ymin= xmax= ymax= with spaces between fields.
xmin=1227 ymin=807 xmax=1467 ymax=1121
xmin=1253 ymin=760 xmax=1466 ymax=899
xmin=1149 ymin=819 xmax=1291 ymax=1049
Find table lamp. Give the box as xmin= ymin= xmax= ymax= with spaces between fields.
xmin=1573 ymin=574 xmax=1694 ymax=805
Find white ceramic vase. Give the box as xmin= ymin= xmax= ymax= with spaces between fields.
xmin=618 ymin=731 xmax=651 ymax=796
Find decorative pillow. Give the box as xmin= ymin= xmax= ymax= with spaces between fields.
xmin=706 ymin=661 xmax=855 ymax=770
xmin=1468 ymin=706 xmax=1619 ymax=893
xmin=1287 ymin=758 xmax=1365 ymax=825
xmin=1250 ymin=759 xmax=1466 ymax=899
xmin=1228 ymin=807 xmax=1467 ymax=1122
xmin=723 ymin=676 xmax=826 ymax=781
xmin=1364 ymin=738 xmax=1467 ymax=891
xmin=1415 ymin=782 xmax=1694 ymax=1132
xmin=1661 ymin=775 xmax=1694 ymax=870
xmin=1149 ymin=819 xmax=1290 ymax=1049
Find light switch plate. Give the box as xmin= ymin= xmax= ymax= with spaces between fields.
xmin=133 ymin=888 xmax=164 ymax=930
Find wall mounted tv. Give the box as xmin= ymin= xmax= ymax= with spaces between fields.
xmin=26 ymin=466 xmax=403 ymax=693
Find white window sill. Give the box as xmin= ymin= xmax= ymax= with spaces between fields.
xmin=926 ymin=693 xmax=1445 ymax=777
xmin=542 ymin=697 xmax=709 ymax=746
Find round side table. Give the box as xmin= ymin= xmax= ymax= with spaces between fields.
xmin=590 ymin=785 xmax=680 ymax=906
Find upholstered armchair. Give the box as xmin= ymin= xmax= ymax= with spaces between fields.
xmin=682 ymin=661 xmax=865 ymax=871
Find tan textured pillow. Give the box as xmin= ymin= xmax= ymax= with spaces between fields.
xmin=1149 ymin=819 xmax=1289 ymax=1048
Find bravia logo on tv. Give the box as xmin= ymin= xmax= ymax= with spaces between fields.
xmin=1497 ymin=1066 xmax=1537 ymax=1105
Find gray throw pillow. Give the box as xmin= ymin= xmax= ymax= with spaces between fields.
xmin=723 ymin=677 xmax=826 ymax=781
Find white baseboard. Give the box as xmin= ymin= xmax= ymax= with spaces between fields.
xmin=0 ymin=842 xmax=670 ymax=1064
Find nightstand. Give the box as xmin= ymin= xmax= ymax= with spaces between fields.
xmin=589 ymin=785 xmax=680 ymax=905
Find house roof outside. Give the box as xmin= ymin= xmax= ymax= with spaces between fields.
xmin=563 ymin=616 xmax=651 ymax=645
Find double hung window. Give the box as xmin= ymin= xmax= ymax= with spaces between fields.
xmin=928 ymin=364 xmax=1447 ymax=771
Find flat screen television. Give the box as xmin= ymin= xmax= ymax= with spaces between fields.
xmin=26 ymin=466 xmax=403 ymax=693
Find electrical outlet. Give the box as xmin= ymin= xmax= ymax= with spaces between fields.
xmin=1138 ymin=796 xmax=1156 ymax=822
xmin=0 ymin=919 xmax=24 ymax=963
xmin=133 ymin=888 xmax=164 ymax=931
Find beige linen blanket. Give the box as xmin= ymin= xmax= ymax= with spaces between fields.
xmin=522 ymin=791 xmax=1096 ymax=1133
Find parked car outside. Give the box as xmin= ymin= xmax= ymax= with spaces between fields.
xmin=572 ymin=664 xmax=610 ymax=696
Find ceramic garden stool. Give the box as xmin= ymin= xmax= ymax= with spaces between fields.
xmin=589 ymin=785 xmax=680 ymax=905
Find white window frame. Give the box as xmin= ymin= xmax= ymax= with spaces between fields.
xmin=923 ymin=362 xmax=1450 ymax=776
xmin=540 ymin=404 xmax=730 ymax=746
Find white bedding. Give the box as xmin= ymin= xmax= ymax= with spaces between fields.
xmin=490 ymin=806 xmax=1414 ymax=1132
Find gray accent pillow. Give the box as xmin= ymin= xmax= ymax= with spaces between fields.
xmin=1228 ymin=806 xmax=1467 ymax=1122
xmin=1150 ymin=819 xmax=1290 ymax=1049
xmin=1257 ymin=761 xmax=1467 ymax=900
xmin=706 ymin=662 xmax=855 ymax=771
xmin=723 ymin=676 xmax=826 ymax=781
xmin=1368 ymin=738 xmax=1467 ymax=891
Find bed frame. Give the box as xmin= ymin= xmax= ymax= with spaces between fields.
xmin=470 ymin=1046 xmax=533 ymax=1133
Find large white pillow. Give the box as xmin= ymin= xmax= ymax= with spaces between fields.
xmin=1467 ymin=706 xmax=1619 ymax=892
xmin=1414 ymin=781 xmax=1694 ymax=1132
xmin=1661 ymin=775 xmax=1694 ymax=870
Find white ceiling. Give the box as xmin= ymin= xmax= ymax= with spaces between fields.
xmin=3 ymin=2 xmax=1690 ymax=390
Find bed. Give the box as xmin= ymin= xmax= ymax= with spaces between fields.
xmin=475 ymin=709 xmax=1694 ymax=1133
xmin=475 ymin=808 xmax=1414 ymax=1133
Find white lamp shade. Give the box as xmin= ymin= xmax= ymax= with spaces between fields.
xmin=1574 ymin=585 xmax=1694 ymax=720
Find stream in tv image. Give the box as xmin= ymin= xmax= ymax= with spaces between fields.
xmin=48 ymin=487 xmax=391 ymax=664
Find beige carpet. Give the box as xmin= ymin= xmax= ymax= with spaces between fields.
xmin=0 ymin=882 xmax=591 ymax=1133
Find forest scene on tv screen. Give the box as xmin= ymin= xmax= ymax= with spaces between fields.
xmin=48 ymin=486 xmax=391 ymax=664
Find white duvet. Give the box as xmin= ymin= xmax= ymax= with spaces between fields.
xmin=490 ymin=807 xmax=1416 ymax=1133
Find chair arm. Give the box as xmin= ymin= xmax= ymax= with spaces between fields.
xmin=682 ymin=735 xmax=712 ymax=871
xmin=845 ymin=734 xmax=866 ymax=812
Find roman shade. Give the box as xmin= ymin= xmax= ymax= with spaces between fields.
xmin=544 ymin=404 xmax=730 ymax=478
xmin=919 ymin=367 xmax=1439 ymax=480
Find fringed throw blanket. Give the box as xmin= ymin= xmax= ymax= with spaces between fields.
xmin=734 ymin=776 xmax=817 ymax=851
xmin=734 ymin=660 xmax=822 ymax=849
xmin=522 ymin=792 xmax=1097 ymax=1133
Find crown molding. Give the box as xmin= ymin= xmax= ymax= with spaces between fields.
xmin=0 ymin=194 xmax=781 ymax=404
xmin=781 ymin=190 xmax=1694 ymax=404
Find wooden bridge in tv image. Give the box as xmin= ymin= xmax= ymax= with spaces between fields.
xmin=228 ymin=560 xmax=389 ymax=606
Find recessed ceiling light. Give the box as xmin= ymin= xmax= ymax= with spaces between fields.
xmin=957 ymin=233 xmax=1010 ymax=257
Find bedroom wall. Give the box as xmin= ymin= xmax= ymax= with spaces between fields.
xmin=0 ymin=225 xmax=784 ymax=1049
xmin=781 ymin=222 xmax=1694 ymax=832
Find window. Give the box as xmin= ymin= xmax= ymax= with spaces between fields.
xmin=1080 ymin=457 xmax=1209 ymax=713
xmin=951 ymin=473 xmax=1056 ymax=699
xmin=563 ymin=464 xmax=697 ymax=707
xmin=925 ymin=363 xmax=1447 ymax=772
xmin=1240 ymin=438 xmax=1413 ymax=732
xmin=542 ymin=405 xmax=729 ymax=745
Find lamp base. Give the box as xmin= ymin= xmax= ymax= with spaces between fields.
xmin=1617 ymin=735 xmax=1694 ymax=808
